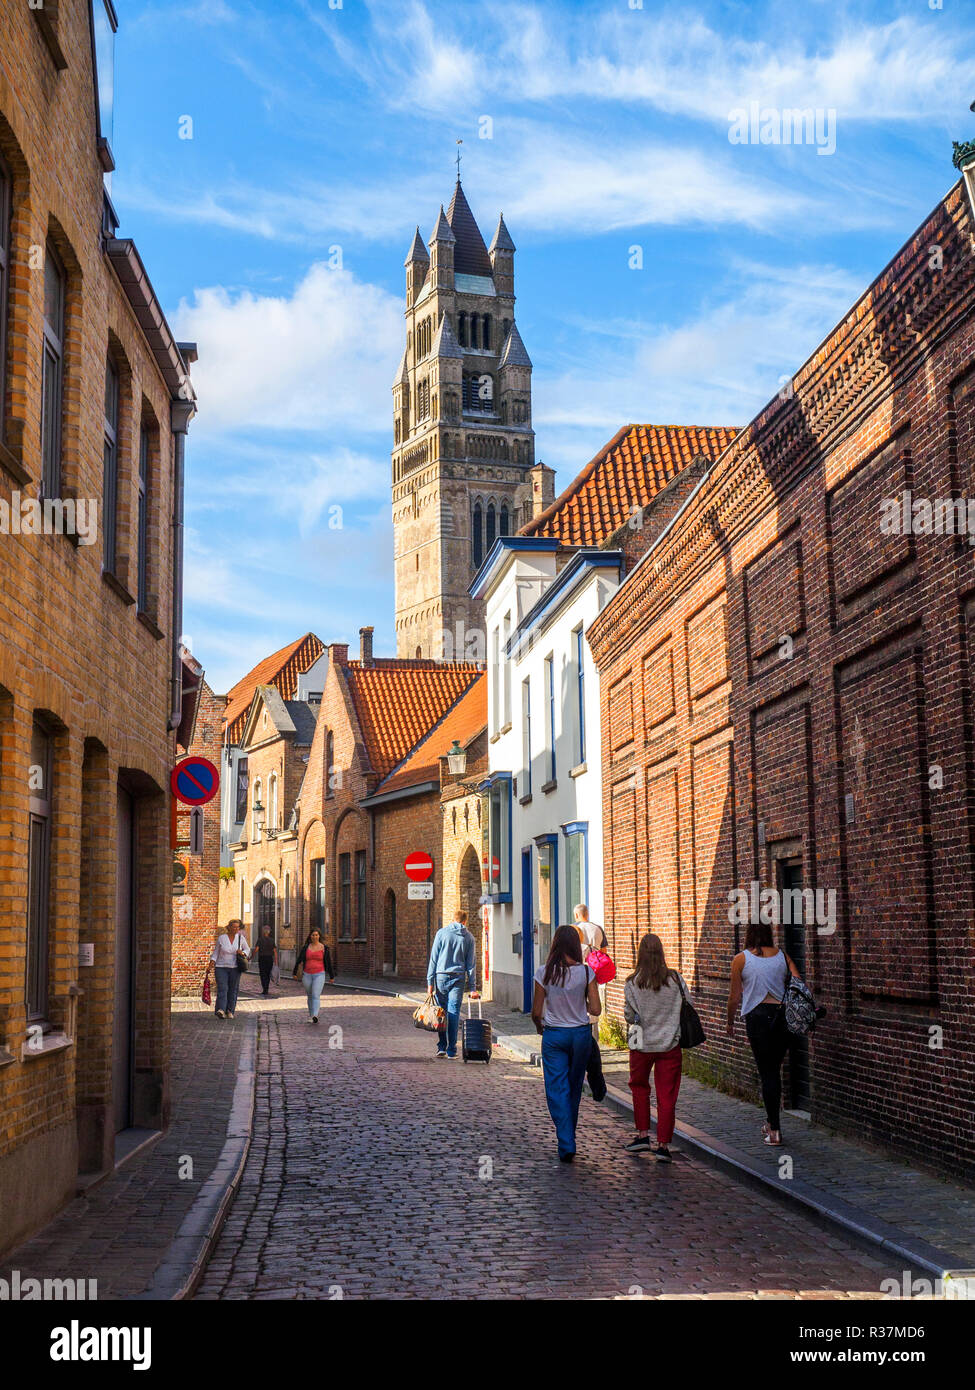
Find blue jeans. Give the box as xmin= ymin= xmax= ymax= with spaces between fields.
xmin=541 ymin=1025 xmax=592 ymax=1157
xmin=214 ymin=966 xmax=241 ymax=1015
xmin=434 ymin=974 xmax=466 ymax=1056
xmin=303 ymin=971 xmax=326 ymax=1018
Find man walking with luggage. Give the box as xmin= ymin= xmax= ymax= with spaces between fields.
xmin=426 ymin=909 xmax=477 ymax=1060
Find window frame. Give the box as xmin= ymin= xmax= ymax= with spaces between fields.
xmin=575 ymin=625 xmax=586 ymax=765
xmin=339 ymin=852 xmax=352 ymax=939
xmin=26 ymin=720 xmax=54 ymax=1023
xmin=562 ymin=821 xmax=589 ymax=919
xmin=102 ymin=354 xmax=119 ymax=573
xmin=521 ymin=676 xmax=532 ymax=797
xmin=41 ymin=241 xmax=65 ymax=500
xmin=479 ymin=772 xmax=512 ymax=903
xmin=251 ymin=776 xmax=262 ymax=841
xmin=355 ymin=849 xmax=367 ymax=941
xmin=137 ymin=423 xmax=150 ymax=611
xmin=545 ymin=654 xmax=556 ymax=785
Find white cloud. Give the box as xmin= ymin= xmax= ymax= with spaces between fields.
xmin=173 ymin=263 xmax=402 ymax=434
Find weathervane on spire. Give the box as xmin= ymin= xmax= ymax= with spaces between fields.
xmin=456 ymin=139 xmax=463 ymax=182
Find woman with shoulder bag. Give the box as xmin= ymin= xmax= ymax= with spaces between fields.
xmin=293 ymin=929 xmax=335 ymax=1023
xmin=531 ymin=924 xmax=602 ymax=1163
xmin=727 ymin=922 xmax=801 ymax=1147
xmin=623 ymin=933 xmax=690 ymax=1162
xmin=211 ymin=919 xmax=250 ymax=1020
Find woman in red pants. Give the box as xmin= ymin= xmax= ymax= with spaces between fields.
xmin=622 ymin=933 xmax=689 ymax=1162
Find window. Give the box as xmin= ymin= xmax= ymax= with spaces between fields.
xmin=0 ymin=157 xmax=10 ymax=437
xmin=311 ymin=859 xmax=325 ymax=934
xmin=463 ymin=372 xmax=493 ymax=414
xmin=500 ymin=504 xmax=509 ymax=537
xmin=522 ymin=678 xmax=532 ymax=796
xmin=355 ymin=850 xmax=367 ymax=938
xmin=252 ymin=777 xmax=262 ymax=840
xmin=480 ymin=774 xmax=512 ymax=900
xmin=491 ymin=626 xmax=500 ymax=734
xmin=325 ymin=730 xmax=335 ymax=798
xmin=472 ymin=502 xmax=483 ymax=568
xmin=563 ymin=823 xmax=588 ymax=916
xmin=137 ymin=425 xmax=150 ymax=610
xmin=545 ymin=655 xmax=556 ymax=784
xmin=575 ymin=626 xmax=586 ymax=764
xmin=26 ymin=720 xmax=54 ymax=1020
xmin=458 ymin=311 xmax=467 ymax=346
xmin=339 ymin=852 xmax=352 ymax=938
xmin=486 ymin=503 xmax=496 ymax=548
xmin=482 ymin=315 xmax=491 ymax=350
xmin=535 ymin=836 xmax=557 ymax=960
xmin=41 ymin=243 xmax=65 ymax=499
xmin=502 ymin=611 xmax=511 ymax=727
xmin=103 ymin=357 xmax=119 ymax=572
xmin=234 ymin=756 xmax=248 ymax=825
xmin=469 ymin=314 xmax=479 ymax=350
xmin=268 ymin=773 xmax=278 ymax=832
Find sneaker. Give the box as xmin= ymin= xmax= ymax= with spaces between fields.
xmin=559 ymin=1151 xmax=575 ymax=1163
xmin=215 ymin=1010 xmax=225 ymax=1019
xmin=227 ymin=1012 xmax=235 ymax=1020
xmin=625 ymin=1135 xmax=651 ymax=1153
xmin=435 ymin=1050 xmax=448 ymax=1059
xmin=654 ymin=1144 xmax=673 ymax=1163
xmin=312 ymin=1016 xmax=319 ymax=1024
xmin=445 ymin=1052 xmax=458 ymax=1060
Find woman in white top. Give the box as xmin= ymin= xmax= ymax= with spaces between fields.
xmin=623 ymin=933 xmax=690 ymax=1161
xmin=210 ymin=919 xmax=250 ymax=1019
xmin=531 ymin=924 xmax=601 ymax=1162
xmin=727 ymin=922 xmax=800 ymax=1146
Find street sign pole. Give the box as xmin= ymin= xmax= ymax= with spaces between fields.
xmin=426 ymin=897 xmax=431 ymax=957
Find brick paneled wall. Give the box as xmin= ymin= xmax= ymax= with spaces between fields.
xmin=589 ymin=183 xmax=975 ymax=1179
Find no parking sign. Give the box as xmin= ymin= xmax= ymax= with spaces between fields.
xmin=171 ymin=756 xmax=220 ymax=806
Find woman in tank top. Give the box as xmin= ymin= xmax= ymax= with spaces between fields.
xmin=727 ymin=922 xmax=800 ymax=1146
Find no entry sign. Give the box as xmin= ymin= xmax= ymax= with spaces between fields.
xmin=171 ymin=756 xmax=220 ymax=806
xmin=404 ymin=850 xmax=434 ymax=882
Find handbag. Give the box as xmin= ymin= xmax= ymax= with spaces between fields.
xmin=233 ymin=933 xmax=249 ymax=974
xmin=201 ymin=973 xmax=212 ymax=1006
xmin=413 ymin=993 xmax=445 ymax=1032
xmin=585 ymin=947 xmax=616 ymax=984
xmin=675 ymin=973 xmax=706 ymax=1049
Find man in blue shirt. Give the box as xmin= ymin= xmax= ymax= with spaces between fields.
xmin=426 ymin=909 xmax=477 ymax=1059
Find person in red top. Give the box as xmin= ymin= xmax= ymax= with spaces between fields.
xmin=293 ymin=929 xmax=335 ymax=1023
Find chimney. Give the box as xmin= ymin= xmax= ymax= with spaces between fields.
xmin=329 ymin=642 xmax=349 ymax=667
xmin=359 ymin=626 xmax=374 ymax=666
xmin=530 ymin=461 xmax=556 ymax=518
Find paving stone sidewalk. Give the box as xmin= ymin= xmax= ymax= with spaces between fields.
xmin=0 ymin=1009 xmax=254 ymax=1300
xmin=335 ymin=972 xmax=975 ymax=1274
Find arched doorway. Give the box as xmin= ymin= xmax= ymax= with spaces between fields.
xmin=459 ymin=843 xmax=483 ymax=978
xmin=254 ymin=879 xmax=276 ymax=943
xmin=383 ymin=889 xmax=397 ymax=975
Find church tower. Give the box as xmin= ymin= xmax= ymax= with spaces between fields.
xmin=392 ymin=183 xmax=543 ymax=660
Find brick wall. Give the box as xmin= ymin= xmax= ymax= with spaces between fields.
xmin=0 ymin=0 xmax=189 ymax=1253
xmin=589 ymin=182 xmax=975 ymax=1180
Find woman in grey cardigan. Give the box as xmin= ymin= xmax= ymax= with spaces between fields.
xmin=622 ymin=933 xmax=690 ymax=1161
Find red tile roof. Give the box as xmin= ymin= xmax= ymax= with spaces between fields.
xmin=223 ymin=633 xmax=325 ymax=745
xmin=377 ymin=673 xmax=486 ymax=796
xmin=520 ymin=424 xmax=740 ymax=547
xmin=342 ymin=658 xmax=483 ymax=783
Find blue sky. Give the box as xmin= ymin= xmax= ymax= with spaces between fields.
xmin=108 ymin=0 xmax=975 ymax=691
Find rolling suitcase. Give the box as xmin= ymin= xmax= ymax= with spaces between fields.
xmin=461 ymin=996 xmax=492 ymax=1063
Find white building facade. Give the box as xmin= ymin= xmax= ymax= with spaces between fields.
xmin=471 ymin=538 xmax=622 ymax=1010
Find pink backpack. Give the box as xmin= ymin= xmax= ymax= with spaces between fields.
xmin=586 ymin=948 xmax=616 ymax=984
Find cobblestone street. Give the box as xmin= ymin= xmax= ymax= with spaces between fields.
xmin=197 ymin=991 xmax=902 ymax=1301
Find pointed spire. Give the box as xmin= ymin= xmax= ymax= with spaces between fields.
xmin=432 ymin=312 xmax=464 ymax=360
xmin=446 ymin=181 xmax=493 ymax=276
xmin=499 ymin=321 xmax=532 ymax=369
xmin=404 ymin=226 xmax=430 ymax=265
xmin=392 ymin=349 xmax=409 ymax=388
xmin=429 ymin=205 xmax=456 ymax=245
xmin=489 ymin=213 xmax=515 ymax=255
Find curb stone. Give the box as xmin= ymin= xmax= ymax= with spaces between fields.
xmin=134 ymin=1013 xmax=259 ymax=1301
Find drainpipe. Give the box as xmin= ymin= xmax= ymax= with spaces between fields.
xmin=168 ymin=399 xmax=194 ymax=731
